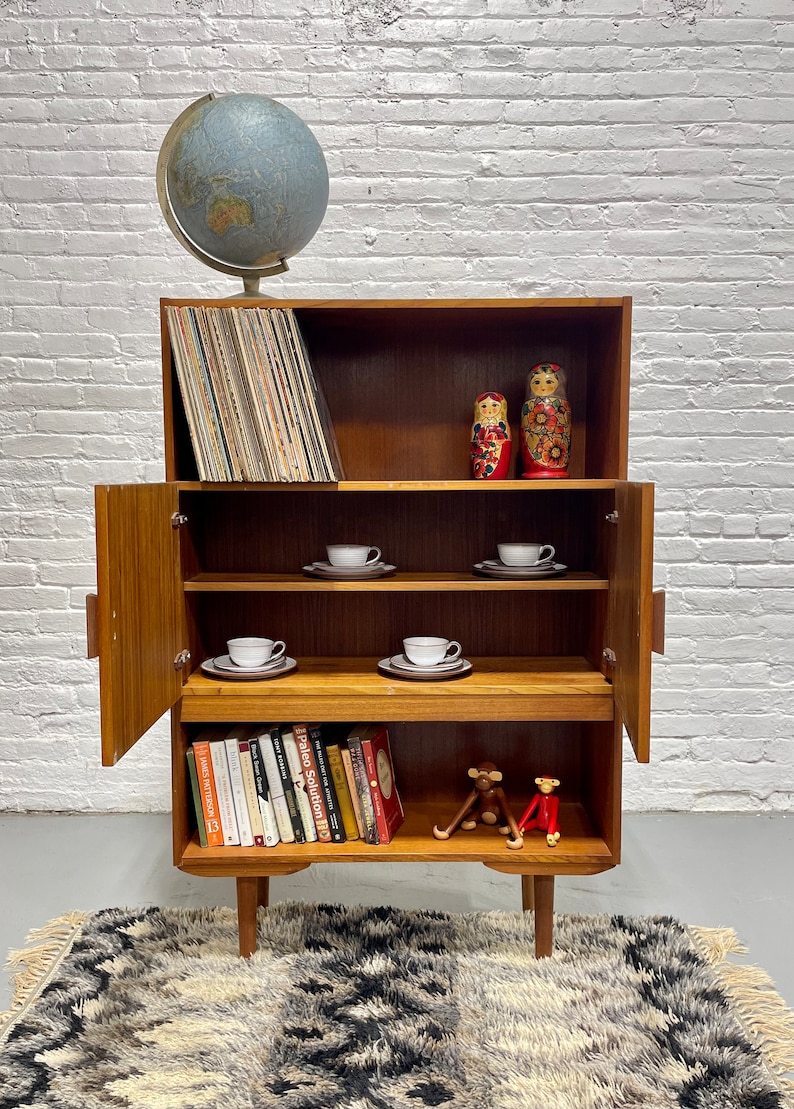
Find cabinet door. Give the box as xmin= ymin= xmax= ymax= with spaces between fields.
xmin=610 ymin=482 xmax=655 ymax=763
xmin=95 ymin=484 xmax=186 ymax=766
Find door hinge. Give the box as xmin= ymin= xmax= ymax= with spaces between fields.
xmin=605 ymin=511 xmax=619 ymax=524
xmin=171 ymin=512 xmax=188 ymax=529
xmin=602 ymin=647 xmax=617 ymax=666
xmin=174 ymin=649 xmax=191 ymax=671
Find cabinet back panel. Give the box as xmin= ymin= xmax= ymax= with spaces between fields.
xmin=194 ymin=591 xmax=602 ymax=659
xmin=299 ymin=308 xmax=623 ymax=480
xmin=181 ymin=490 xmax=611 ymax=578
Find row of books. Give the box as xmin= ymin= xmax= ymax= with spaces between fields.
xmin=186 ymin=723 xmax=404 ymax=850
xmin=165 ymin=304 xmax=346 ymax=483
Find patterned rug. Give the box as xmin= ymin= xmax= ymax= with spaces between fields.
xmin=1 ymin=903 xmax=792 ymax=1109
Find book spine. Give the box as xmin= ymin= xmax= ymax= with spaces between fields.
xmin=185 ymin=747 xmax=208 ymax=848
xmin=361 ymin=736 xmax=388 ymax=845
xmin=309 ymin=726 xmax=346 ymax=843
xmin=347 ymin=735 xmax=379 ymax=844
xmin=269 ymin=726 xmax=306 ymax=843
xmin=238 ymin=741 xmax=266 ymax=846
xmin=293 ymin=724 xmax=331 ymax=842
xmin=224 ymin=736 xmax=254 ymax=847
xmin=325 ymin=743 xmax=360 ymax=841
xmin=190 ymin=740 xmax=225 ymax=847
xmin=283 ymin=730 xmax=318 ymax=843
xmin=248 ymin=736 xmax=281 ymax=847
xmin=209 ymin=740 xmax=240 ymax=846
xmin=256 ymin=730 xmax=296 ymax=844
xmin=340 ymin=745 xmax=367 ymax=840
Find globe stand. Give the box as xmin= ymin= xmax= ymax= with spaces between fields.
xmin=241 ymin=261 xmax=289 ymax=298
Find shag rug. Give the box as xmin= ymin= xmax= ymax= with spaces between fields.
xmin=1 ymin=904 xmax=793 ymax=1109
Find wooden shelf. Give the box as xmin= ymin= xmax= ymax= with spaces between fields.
xmin=184 ymin=571 xmax=608 ymax=593
xmin=180 ymin=656 xmax=614 ymax=723
xmin=179 ymin=801 xmax=614 ymax=876
xmin=174 ymin=479 xmax=620 ymax=492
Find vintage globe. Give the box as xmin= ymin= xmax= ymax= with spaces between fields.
xmin=157 ymin=92 xmax=329 ymax=294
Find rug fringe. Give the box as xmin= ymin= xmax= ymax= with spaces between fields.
xmin=1 ymin=911 xmax=88 ymax=1041
xmin=689 ymin=925 xmax=794 ymax=1103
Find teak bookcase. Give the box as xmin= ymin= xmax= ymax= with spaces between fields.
xmin=89 ymin=297 xmax=664 ymax=959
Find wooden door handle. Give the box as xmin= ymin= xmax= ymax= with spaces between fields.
xmin=86 ymin=593 xmax=99 ymax=658
xmin=652 ymin=590 xmax=665 ymax=655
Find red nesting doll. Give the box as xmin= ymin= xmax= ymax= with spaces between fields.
xmin=471 ymin=392 xmax=512 ymax=479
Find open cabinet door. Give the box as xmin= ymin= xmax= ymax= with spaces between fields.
xmin=95 ymin=484 xmax=186 ymax=766
xmin=609 ymin=482 xmax=655 ymax=763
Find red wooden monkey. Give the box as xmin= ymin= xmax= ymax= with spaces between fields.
xmin=517 ymin=775 xmax=561 ymax=847
xmin=433 ymin=762 xmax=524 ymax=850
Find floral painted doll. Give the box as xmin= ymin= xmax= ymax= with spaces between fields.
xmin=520 ymin=362 xmax=571 ymax=478
xmin=471 ymin=392 xmax=512 ymax=479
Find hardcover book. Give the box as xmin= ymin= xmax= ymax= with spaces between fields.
xmin=292 ymin=723 xmax=331 ymax=842
xmin=308 ymin=724 xmax=346 ymax=842
xmin=185 ymin=747 xmax=208 ymax=848
xmin=190 ymin=735 xmax=225 ymax=847
xmin=346 ymin=724 xmax=379 ymax=844
xmin=360 ymin=724 xmax=404 ymax=845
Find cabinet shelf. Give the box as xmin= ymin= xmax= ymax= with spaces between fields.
xmin=180 ymin=656 xmax=614 ymax=723
xmin=178 ymin=801 xmax=613 ymax=876
xmin=184 ymin=571 xmax=608 ymax=593
xmin=175 ymin=479 xmax=621 ymax=493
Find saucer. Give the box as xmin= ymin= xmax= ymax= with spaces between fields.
xmin=302 ymin=562 xmax=396 ymax=579
xmin=482 ymin=558 xmax=555 ymax=570
xmin=212 ymin=653 xmax=287 ymax=673
xmin=389 ymin=652 xmax=464 ymax=673
xmin=473 ymin=561 xmax=567 ymax=580
xmin=200 ymin=656 xmax=297 ymax=680
xmin=377 ymin=657 xmax=472 ymax=681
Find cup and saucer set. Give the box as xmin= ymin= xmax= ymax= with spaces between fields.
xmin=378 ymin=637 xmax=473 ymax=682
xmin=201 ymin=637 xmax=297 ymax=680
xmin=303 ymin=544 xmax=396 ymax=581
xmin=474 ymin=542 xmax=567 ymax=581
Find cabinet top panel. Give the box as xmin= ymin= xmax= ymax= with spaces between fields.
xmin=161 ymin=296 xmax=629 ymax=311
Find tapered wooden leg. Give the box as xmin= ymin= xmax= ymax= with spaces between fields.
xmin=521 ymin=874 xmax=535 ymax=911
xmin=533 ymin=875 xmax=555 ymax=958
xmin=256 ymin=876 xmax=270 ymax=909
xmin=236 ymin=876 xmax=259 ymax=958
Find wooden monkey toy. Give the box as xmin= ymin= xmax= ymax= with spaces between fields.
xmin=517 ymin=775 xmax=561 ymax=847
xmin=433 ymin=762 xmax=524 ymax=850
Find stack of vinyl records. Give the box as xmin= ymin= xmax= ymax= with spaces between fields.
xmin=165 ymin=305 xmax=345 ymax=482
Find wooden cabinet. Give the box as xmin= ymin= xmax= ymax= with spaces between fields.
xmin=91 ymin=297 xmax=663 ymax=958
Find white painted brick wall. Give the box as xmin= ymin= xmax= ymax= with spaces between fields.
xmin=1 ymin=0 xmax=792 ymax=814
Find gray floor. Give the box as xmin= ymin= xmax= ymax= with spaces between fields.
xmin=2 ymin=812 xmax=792 ymax=1014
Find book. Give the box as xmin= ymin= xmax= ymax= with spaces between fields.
xmin=346 ymin=724 xmax=379 ymax=844
xmin=254 ymin=725 xmax=299 ymax=843
xmin=282 ymin=727 xmax=318 ymax=843
xmin=224 ymin=731 xmax=254 ymax=847
xmin=325 ymin=739 xmax=360 ymax=842
xmin=237 ymin=736 xmax=266 ymax=847
xmin=248 ymin=734 xmax=281 ymax=847
xmin=185 ymin=747 xmax=208 ymax=848
xmin=360 ymin=724 xmax=404 ymax=845
xmin=190 ymin=734 xmax=225 ymax=847
xmin=292 ymin=723 xmax=332 ymax=842
xmin=340 ymin=743 xmax=367 ymax=840
xmin=308 ymin=724 xmax=345 ymax=842
xmin=208 ymin=739 xmax=240 ymax=846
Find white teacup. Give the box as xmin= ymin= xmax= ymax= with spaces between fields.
xmin=403 ymin=636 xmax=462 ymax=667
xmin=497 ymin=542 xmax=555 ymax=567
xmin=327 ymin=544 xmax=381 ymax=567
xmin=227 ymin=636 xmax=286 ymax=668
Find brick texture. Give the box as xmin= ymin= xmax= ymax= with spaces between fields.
xmin=1 ymin=0 xmax=792 ymax=813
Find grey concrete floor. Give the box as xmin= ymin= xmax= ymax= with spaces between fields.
xmin=1 ymin=812 xmax=792 ymax=1014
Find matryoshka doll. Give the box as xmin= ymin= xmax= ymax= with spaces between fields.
xmin=471 ymin=392 xmax=512 ymax=479
xmin=520 ymin=362 xmax=571 ymax=479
